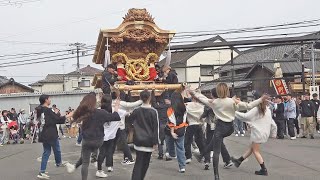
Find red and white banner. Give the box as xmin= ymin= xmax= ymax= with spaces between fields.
xmin=272 ymin=79 xmax=289 ymax=95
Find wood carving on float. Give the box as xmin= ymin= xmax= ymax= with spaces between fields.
xmin=92 ymin=8 xmax=180 ymax=94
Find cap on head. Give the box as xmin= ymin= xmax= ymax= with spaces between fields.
xmin=312 ymin=93 xmax=318 ymax=97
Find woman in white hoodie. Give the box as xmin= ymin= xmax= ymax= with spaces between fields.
xmin=232 ymin=99 xmax=277 ymax=176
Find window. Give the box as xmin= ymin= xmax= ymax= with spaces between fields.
xmin=72 ymin=80 xmax=79 ymax=88
xmin=220 ymin=72 xmax=228 ymax=77
xmin=200 ymin=65 xmax=214 ymax=76
xmin=79 ymin=80 xmax=90 ymax=87
xmin=235 ymin=68 xmax=251 ymax=75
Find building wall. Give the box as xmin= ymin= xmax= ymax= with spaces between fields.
xmin=37 ymin=83 xmax=64 ymax=92
xmin=64 ymin=75 xmax=95 ymax=91
xmin=0 ymin=91 xmax=100 ymax=114
xmin=31 ymin=75 xmax=96 ymax=93
xmin=0 ymin=84 xmax=33 ymax=94
xmin=248 ymin=67 xmax=275 ymax=95
xmin=186 ymin=48 xmax=238 ymax=84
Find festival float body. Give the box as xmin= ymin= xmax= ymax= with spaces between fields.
xmin=92 ymin=8 xmax=184 ymax=96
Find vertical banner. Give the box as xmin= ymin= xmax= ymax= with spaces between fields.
xmin=272 ymin=79 xmax=289 ymax=95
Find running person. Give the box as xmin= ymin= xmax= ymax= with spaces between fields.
xmin=188 ymin=84 xmax=267 ymax=180
xmin=232 ymin=98 xmax=277 ymax=176
xmin=65 ymin=93 xmax=121 ymax=180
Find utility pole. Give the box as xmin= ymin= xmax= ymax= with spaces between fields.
xmin=69 ymin=42 xmax=86 ymax=73
xmin=311 ymin=42 xmax=316 ymax=86
xmin=231 ymin=49 xmax=235 ymax=96
xmin=301 ymin=42 xmax=306 ymax=94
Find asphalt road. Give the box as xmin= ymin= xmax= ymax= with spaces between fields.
xmin=1 ymin=135 xmax=320 ymax=180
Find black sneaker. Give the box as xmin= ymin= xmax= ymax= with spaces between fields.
xmin=231 ymin=157 xmax=241 ymax=168
xmin=301 ymin=136 xmax=307 ymax=138
xmin=223 ymin=161 xmax=234 ymax=169
xmin=204 ymin=163 xmax=209 ymax=170
xmin=255 ymin=169 xmax=268 ymax=176
xmin=311 ymin=136 xmax=315 ymax=139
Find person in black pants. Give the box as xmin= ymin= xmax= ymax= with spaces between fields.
xmin=284 ymin=94 xmax=297 ymax=140
xmin=128 ymin=90 xmax=159 ymax=180
xmin=273 ymin=95 xmax=285 ymax=139
xmin=311 ymin=93 xmax=320 ymax=133
xmin=151 ymin=91 xmax=170 ymax=160
xmin=295 ymin=98 xmax=301 ymax=136
xmin=65 ymin=93 xmax=121 ymax=180
xmin=190 ymin=85 xmax=266 ymax=180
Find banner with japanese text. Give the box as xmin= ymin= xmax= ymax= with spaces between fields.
xmin=272 ymin=79 xmax=289 ymax=95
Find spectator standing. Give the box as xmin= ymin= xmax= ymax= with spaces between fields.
xmin=284 ymin=94 xmax=297 ymax=140
xmin=36 ymin=94 xmax=73 ymax=179
xmin=311 ymin=93 xmax=320 ymax=133
xmin=273 ymin=95 xmax=285 ymax=139
xmin=18 ymin=109 xmax=29 ymax=139
xmin=300 ymin=93 xmax=316 ymax=139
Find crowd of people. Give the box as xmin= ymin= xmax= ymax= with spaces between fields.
xmin=0 ymin=106 xmax=80 ymax=147
xmin=2 ymin=65 xmax=320 ymax=180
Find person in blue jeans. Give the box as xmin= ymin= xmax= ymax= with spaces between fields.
xmin=76 ymin=125 xmax=82 ymax=146
xmin=166 ymin=92 xmax=188 ymax=173
xmin=36 ymin=94 xmax=74 ymax=179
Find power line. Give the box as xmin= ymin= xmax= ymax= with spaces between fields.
xmin=0 ymin=0 xmax=42 ymax=7
xmin=0 ymin=39 xmax=70 ymax=46
xmin=0 ymin=45 xmax=95 ymax=59
xmin=0 ymin=53 xmax=94 ymax=68
xmin=176 ymin=18 xmax=320 ymax=35
xmin=171 ymin=31 xmax=319 ymax=44
xmin=174 ymin=23 xmax=320 ymax=39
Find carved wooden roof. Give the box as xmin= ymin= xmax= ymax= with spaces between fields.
xmin=92 ymin=8 xmax=175 ymax=64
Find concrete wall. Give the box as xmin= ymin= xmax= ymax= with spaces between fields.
xmin=0 ymin=90 xmax=100 ymax=114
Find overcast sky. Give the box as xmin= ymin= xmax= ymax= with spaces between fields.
xmin=1 ymin=0 xmax=320 ymax=85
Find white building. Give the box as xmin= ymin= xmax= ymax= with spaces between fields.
xmin=159 ymin=36 xmax=240 ymax=88
xmin=30 ymin=65 xmax=103 ymax=92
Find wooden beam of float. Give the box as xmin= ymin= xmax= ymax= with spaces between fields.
xmin=114 ymin=83 xmax=186 ymax=91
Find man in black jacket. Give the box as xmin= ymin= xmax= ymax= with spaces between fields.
xmin=151 ymin=91 xmax=170 ymax=160
xmin=163 ymin=66 xmax=178 ymax=84
xmin=311 ymin=93 xmax=320 ymax=133
xmin=300 ymin=93 xmax=316 ymax=139
xmin=273 ymin=95 xmax=285 ymax=139
xmin=37 ymin=94 xmax=73 ymax=179
xmin=102 ymin=64 xmax=120 ymax=95
xmin=129 ymin=90 xmax=159 ymax=180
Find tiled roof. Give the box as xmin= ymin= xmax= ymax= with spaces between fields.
xmin=30 ymin=65 xmax=103 ymax=86
xmin=217 ymin=43 xmax=320 ymax=75
xmin=68 ymin=65 xmax=103 ymax=76
xmin=0 ymin=76 xmax=8 ymax=85
xmin=0 ymin=78 xmax=34 ymax=92
xmin=158 ymin=35 xmax=241 ymax=67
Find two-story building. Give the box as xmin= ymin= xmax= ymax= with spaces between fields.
xmin=30 ymin=65 xmax=103 ymax=92
xmin=158 ymin=35 xmax=240 ymax=88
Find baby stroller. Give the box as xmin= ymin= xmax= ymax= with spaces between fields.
xmin=8 ymin=121 xmax=23 ymax=144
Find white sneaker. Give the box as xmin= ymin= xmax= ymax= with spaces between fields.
xmin=179 ymin=168 xmax=186 ymax=173
xmin=66 ymin=163 xmax=76 ymax=173
xmin=75 ymin=143 xmax=81 ymax=147
xmin=37 ymin=173 xmax=50 ymax=179
xmin=297 ymin=134 xmax=300 ymax=138
xmin=63 ymin=135 xmax=66 ymax=138
xmin=241 ymin=134 xmax=245 ymax=137
xmin=290 ymin=136 xmax=297 ymax=140
xmin=186 ymin=159 xmax=192 ymax=164
xmin=96 ymin=170 xmax=108 ymax=178
xmin=235 ymin=134 xmax=239 ymax=137
xmin=107 ymin=167 xmax=113 ymax=172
